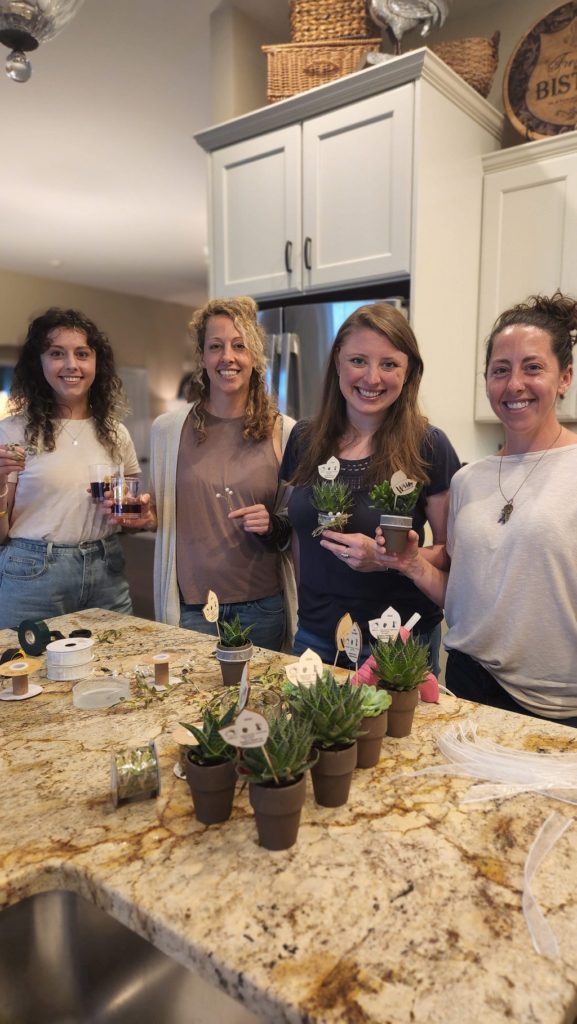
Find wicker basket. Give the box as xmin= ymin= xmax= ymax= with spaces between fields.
xmin=431 ymin=32 xmax=500 ymax=98
xmin=289 ymin=0 xmax=374 ymax=42
xmin=263 ymin=39 xmax=382 ymax=103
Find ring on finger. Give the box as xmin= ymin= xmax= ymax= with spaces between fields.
xmin=341 ymin=549 xmax=349 ymax=559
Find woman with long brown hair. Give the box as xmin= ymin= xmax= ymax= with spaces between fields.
xmin=281 ymin=301 xmax=460 ymax=670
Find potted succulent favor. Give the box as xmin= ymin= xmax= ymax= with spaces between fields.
xmin=287 ymin=670 xmax=365 ymax=807
xmin=369 ymin=474 xmax=422 ymax=554
xmin=215 ymin=614 xmax=255 ymax=686
xmin=370 ymin=635 xmax=430 ymax=738
xmin=356 ymin=684 xmax=392 ymax=768
xmin=181 ymin=704 xmax=238 ymax=824
xmin=311 ymin=479 xmax=353 ymax=537
xmin=241 ymin=712 xmax=317 ymax=851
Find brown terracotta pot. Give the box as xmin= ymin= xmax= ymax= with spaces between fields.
xmin=311 ymin=743 xmax=357 ymax=807
xmin=185 ymin=755 xmax=237 ymax=824
xmin=386 ymin=689 xmax=419 ymax=738
xmin=249 ymin=774 xmax=306 ymax=850
xmin=356 ymin=712 xmax=388 ymax=768
xmin=215 ymin=642 xmax=253 ymax=686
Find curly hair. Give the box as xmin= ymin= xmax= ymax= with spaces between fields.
xmin=185 ymin=296 xmax=277 ymax=442
xmin=290 ymin=302 xmax=431 ymax=487
xmin=9 ymin=308 xmax=125 ymax=457
xmin=485 ymin=291 xmax=577 ymax=376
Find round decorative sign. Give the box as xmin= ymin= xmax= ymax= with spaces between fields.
xmin=503 ymin=2 xmax=577 ymax=139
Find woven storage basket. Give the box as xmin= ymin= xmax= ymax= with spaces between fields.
xmin=263 ymin=39 xmax=382 ymax=103
xmin=431 ymin=32 xmax=500 ymax=98
xmin=290 ymin=0 xmax=373 ymax=42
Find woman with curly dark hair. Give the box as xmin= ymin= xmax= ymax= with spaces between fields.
xmin=0 ymin=307 xmax=139 ymax=628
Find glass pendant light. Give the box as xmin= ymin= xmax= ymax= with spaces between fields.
xmin=0 ymin=0 xmax=86 ymax=82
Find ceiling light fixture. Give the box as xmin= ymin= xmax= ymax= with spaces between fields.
xmin=0 ymin=0 xmax=85 ymax=83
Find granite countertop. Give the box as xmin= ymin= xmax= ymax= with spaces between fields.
xmin=2 ymin=608 xmax=577 ymax=1024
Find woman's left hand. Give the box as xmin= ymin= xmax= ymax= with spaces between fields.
xmin=229 ymin=504 xmax=271 ymax=535
xmin=319 ymin=530 xmax=386 ymax=572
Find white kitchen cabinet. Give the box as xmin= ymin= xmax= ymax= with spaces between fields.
xmin=475 ymin=132 xmax=577 ymax=423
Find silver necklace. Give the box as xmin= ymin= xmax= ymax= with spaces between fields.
xmin=497 ymin=426 xmax=563 ymax=524
xmin=60 ymin=418 xmax=90 ymax=446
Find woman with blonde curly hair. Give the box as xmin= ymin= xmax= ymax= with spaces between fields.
xmin=145 ymin=296 xmax=294 ymax=650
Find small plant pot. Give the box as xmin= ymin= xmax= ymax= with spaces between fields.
xmin=379 ymin=514 xmax=413 ymax=555
xmin=185 ymin=755 xmax=237 ymax=824
xmin=317 ymin=511 xmax=343 ymax=531
xmin=356 ymin=712 xmax=388 ymax=768
xmin=215 ymin=642 xmax=254 ymax=686
xmin=385 ymin=689 xmax=419 ymax=738
xmin=249 ymin=774 xmax=307 ymax=850
xmin=311 ymin=743 xmax=357 ymax=807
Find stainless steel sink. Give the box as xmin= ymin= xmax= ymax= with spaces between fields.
xmin=0 ymin=889 xmax=259 ymax=1024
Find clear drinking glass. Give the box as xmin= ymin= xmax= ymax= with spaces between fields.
xmin=89 ymin=463 xmax=117 ymax=502
xmin=111 ymin=476 xmax=142 ymax=518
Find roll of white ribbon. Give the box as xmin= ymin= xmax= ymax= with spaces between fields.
xmin=46 ymin=658 xmax=94 ymax=682
xmin=46 ymin=637 xmax=95 ymax=666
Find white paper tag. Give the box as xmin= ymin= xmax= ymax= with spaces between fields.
xmin=219 ymin=708 xmax=269 ymax=749
xmin=390 ymin=470 xmax=418 ymax=497
xmin=335 ymin=612 xmax=353 ymax=652
xmin=318 ymin=456 xmax=340 ymax=480
xmin=285 ymin=647 xmax=323 ymax=686
xmin=344 ymin=623 xmax=362 ymax=663
xmin=203 ymin=590 xmax=219 ymax=623
xmin=368 ymin=606 xmax=401 ymax=642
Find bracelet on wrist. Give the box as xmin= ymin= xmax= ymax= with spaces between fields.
xmin=0 ymin=509 xmax=8 ymax=518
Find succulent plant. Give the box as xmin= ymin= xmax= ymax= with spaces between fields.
xmin=240 ymin=711 xmax=317 ymax=785
xmin=370 ymin=635 xmax=430 ymax=692
xmin=312 ymin=479 xmax=353 ymax=515
xmin=218 ymin=614 xmax=255 ymax=648
xmin=358 ymin=684 xmax=392 ymax=717
xmin=368 ymin=479 xmax=422 ymax=515
xmin=287 ymin=670 xmax=366 ymax=749
xmin=181 ymin=704 xmax=238 ymax=765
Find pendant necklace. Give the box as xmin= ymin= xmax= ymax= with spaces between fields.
xmin=497 ymin=425 xmax=563 ymax=524
xmin=60 ymin=418 xmax=90 ymax=446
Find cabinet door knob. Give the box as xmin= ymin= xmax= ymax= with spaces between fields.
xmin=304 ymin=236 xmax=312 ymax=270
xmin=284 ymin=240 xmax=293 ymax=274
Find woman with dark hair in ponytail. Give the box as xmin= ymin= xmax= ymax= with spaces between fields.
xmin=378 ymin=292 xmax=577 ymax=725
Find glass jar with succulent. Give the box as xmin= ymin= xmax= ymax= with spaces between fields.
xmin=311 ymin=479 xmax=353 ymax=536
xmin=215 ymin=614 xmax=255 ymax=686
xmin=356 ymin=684 xmax=392 ymax=768
xmin=180 ymin=704 xmax=238 ymax=824
xmin=369 ymin=477 xmax=422 ymax=554
xmin=370 ymin=634 xmax=430 ymax=737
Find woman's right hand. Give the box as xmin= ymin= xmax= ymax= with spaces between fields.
xmin=102 ymin=492 xmax=157 ymax=531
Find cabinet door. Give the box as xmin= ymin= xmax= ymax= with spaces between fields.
xmin=475 ymin=149 xmax=577 ymax=422
xmin=302 ymin=85 xmax=413 ymax=290
xmin=210 ymin=126 xmax=302 ymax=297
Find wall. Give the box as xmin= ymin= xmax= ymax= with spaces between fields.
xmin=0 ymin=268 xmax=193 ymax=419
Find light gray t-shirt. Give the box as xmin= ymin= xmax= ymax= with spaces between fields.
xmin=445 ymin=442 xmax=577 ymax=719
xmin=0 ymin=414 xmax=139 ymax=543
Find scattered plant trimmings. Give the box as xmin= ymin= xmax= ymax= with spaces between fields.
xmin=311 ymin=479 xmax=353 ymax=536
xmin=240 ymin=713 xmax=317 ymax=786
xmin=181 ymin=704 xmax=238 ymax=766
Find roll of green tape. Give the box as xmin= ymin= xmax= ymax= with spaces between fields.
xmin=18 ymin=619 xmax=51 ymax=656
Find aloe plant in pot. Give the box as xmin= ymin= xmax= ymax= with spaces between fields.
xmin=311 ymin=479 xmax=353 ymax=537
xmin=370 ymin=635 xmax=430 ymax=738
xmin=369 ymin=478 xmax=422 ymax=555
xmin=356 ymin=685 xmax=392 ymax=768
xmin=287 ymin=671 xmax=365 ymax=807
xmin=181 ymin=704 xmax=238 ymax=824
xmin=215 ymin=614 xmax=255 ymax=686
xmin=240 ymin=712 xmax=317 ymax=850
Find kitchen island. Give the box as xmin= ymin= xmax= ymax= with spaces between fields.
xmin=1 ymin=608 xmax=577 ymax=1024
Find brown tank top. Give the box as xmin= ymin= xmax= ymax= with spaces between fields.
xmin=176 ymin=412 xmax=281 ymax=604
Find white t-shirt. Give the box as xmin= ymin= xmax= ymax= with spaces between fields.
xmin=445 ymin=442 xmax=577 ymax=719
xmin=0 ymin=414 xmax=139 ymax=544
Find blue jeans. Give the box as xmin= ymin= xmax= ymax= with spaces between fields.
xmin=293 ymin=622 xmax=442 ymax=677
xmin=180 ymin=592 xmax=285 ymax=652
xmin=0 ymin=535 xmax=132 ymax=631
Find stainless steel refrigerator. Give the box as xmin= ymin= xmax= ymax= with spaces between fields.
xmin=259 ymin=296 xmax=406 ymax=421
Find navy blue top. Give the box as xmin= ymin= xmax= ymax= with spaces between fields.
xmin=281 ymin=422 xmax=460 ymax=647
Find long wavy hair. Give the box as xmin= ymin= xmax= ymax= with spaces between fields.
xmin=185 ymin=296 xmax=277 ymax=442
xmin=485 ymin=291 xmax=577 ymax=377
xmin=9 ymin=307 xmax=125 ymax=457
xmin=290 ymin=302 xmax=430 ymax=487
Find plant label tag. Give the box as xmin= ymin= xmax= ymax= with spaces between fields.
xmin=403 ymin=612 xmax=421 ymax=633
xmin=203 ymin=590 xmax=219 ymax=623
xmin=238 ymin=662 xmax=250 ymax=712
xmin=285 ymin=647 xmax=323 ymax=686
xmin=318 ymin=456 xmax=340 ymax=480
xmin=368 ymin=606 xmax=401 ymax=642
xmin=390 ymin=470 xmax=418 ymax=497
xmin=219 ymin=708 xmax=269 ymax=749
xmin=344 ymin=623 xmax=362 ymax=663
xmin=335 ymin=612 xmax=353 ymax=651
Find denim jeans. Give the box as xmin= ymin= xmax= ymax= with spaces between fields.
xmin=293 ymin=622 xmax=442 ymax=677
xmin=0 ymin=535 xmax=132 ymax=631
xmin=180 ymin=592 xmax=285 ymax=652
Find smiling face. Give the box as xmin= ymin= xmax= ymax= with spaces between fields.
xmin=486 ymin=324 xmax=572 ymax=447
xmin=335 ymin=328 xmax=409 ymax=425
xmin=40 ymin=327 xmax=96 ymax=416
xmin=201 ymin=314 xmax=255 ymax=413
